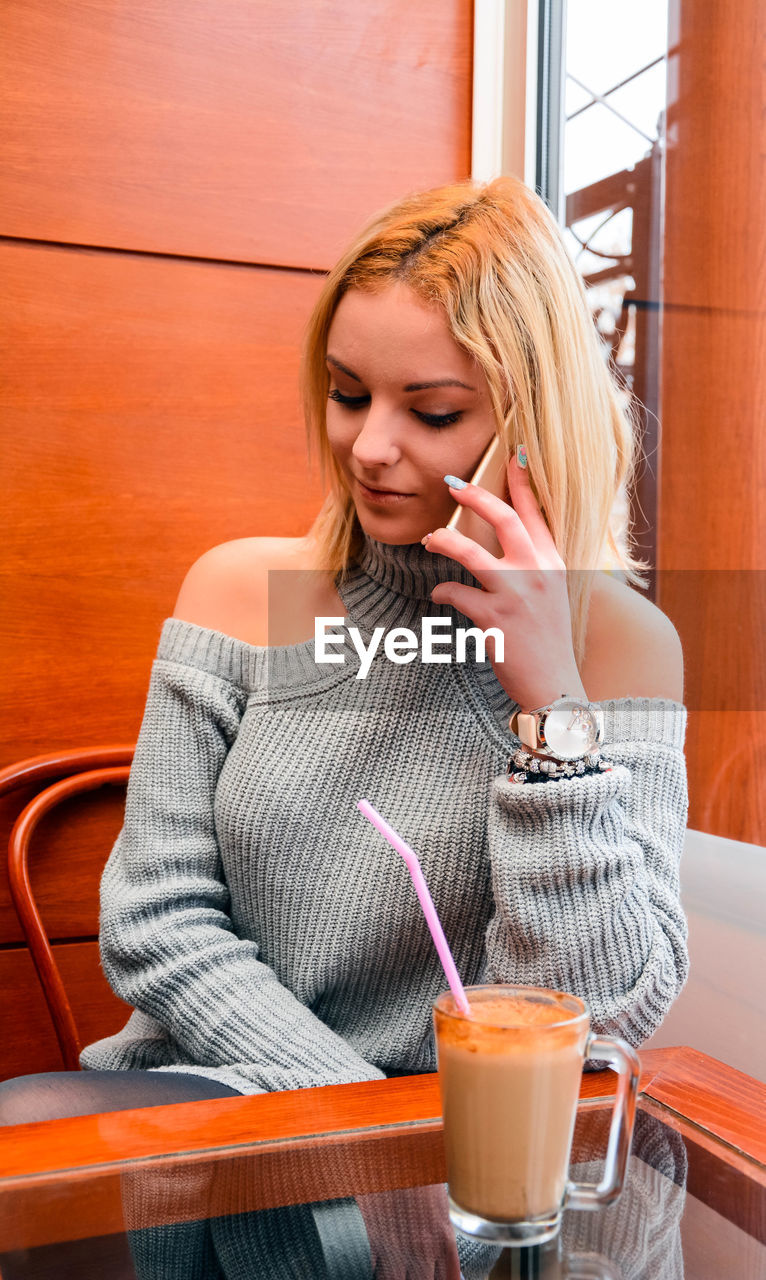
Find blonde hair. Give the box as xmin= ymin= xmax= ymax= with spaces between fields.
xmin=301 ymin=175 xmax=648 ymax=663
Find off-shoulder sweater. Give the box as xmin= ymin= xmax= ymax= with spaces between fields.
xmin=81 ymin=534 xmax=689 ymax=1095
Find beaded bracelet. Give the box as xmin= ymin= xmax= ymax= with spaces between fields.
xmin=507 ymin=747 xmax=614 ymax=785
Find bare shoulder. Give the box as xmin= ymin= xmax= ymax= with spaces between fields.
xmin=171 ymin=536 xmax=318 ymax=645
xmin=581 ymin=572 xmax=684 ymax=703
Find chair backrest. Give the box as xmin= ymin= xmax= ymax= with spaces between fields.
xmin=1 ymin=748 xmax=134 ymax=1071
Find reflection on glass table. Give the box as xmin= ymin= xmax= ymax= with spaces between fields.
xmin=0 ymin=1049 xmax=763 ymax=1280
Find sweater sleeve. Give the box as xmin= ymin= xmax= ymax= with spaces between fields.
xmin=88 ymin=645 xmax=384 ymax=1092
xmin=484 ymin=698 xmax=689 ymax=1046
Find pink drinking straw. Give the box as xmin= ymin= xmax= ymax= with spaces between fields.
xmin=357 ymin=798 xmax=471 ymax=1017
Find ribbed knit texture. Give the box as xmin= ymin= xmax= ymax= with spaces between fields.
xmin=81 ymin=534 xmax=689 ymax=1095
xmin=563 ymin=1108 xmax=688 ymax=1280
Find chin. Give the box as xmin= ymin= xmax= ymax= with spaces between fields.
xmin=355 ymin=512 xmax=428 ymax=546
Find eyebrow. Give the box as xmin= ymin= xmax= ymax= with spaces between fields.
xmin=326 ymin=355 xmax=476 ymax=393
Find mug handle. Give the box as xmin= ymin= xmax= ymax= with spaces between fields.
xmin=564 ymin=1034 xmax=640 ymax=1210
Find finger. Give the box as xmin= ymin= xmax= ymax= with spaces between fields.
xmin=444 ymin=479 xmax=539 ymax=566
xmin=429 ymin=580 xmax=484 ymax=620
xmin=429 ymin=582 xmax=504 ymax=645
xmin=507 ymin=452 xmax=565 ymax=568
xmin=425 ymin=518 xmax=536 ymax=582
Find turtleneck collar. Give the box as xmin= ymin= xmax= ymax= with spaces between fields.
xmin=334 ymin=530 xmax=517 ymax=736
xmin=352 ymin=532 xmax=482 ymax=602
xmin=334 ymin=530 xmax=486 ymax=643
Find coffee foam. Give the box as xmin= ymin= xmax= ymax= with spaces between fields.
xmin=464 ymin=995 xmax=572 ymax=1026
xmin=436 ymin=991 xmax=586 ymax=1054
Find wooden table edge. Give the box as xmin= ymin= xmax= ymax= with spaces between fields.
xmin=639 ymin=1044 xmax=766 ymax=1165
xmin=0 ymin=1045 xmax=763 ymax=1183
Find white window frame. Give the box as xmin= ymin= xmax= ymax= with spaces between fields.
xmin=471 ymin=0 xmax=566 ymax=222
xmin=471 ymin=0 xmax=540 ymax=187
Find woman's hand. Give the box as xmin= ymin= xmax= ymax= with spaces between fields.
xmin=424 ymin=454 xmax=589 ymax=714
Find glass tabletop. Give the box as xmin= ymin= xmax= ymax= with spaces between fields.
xmin=0 ymin=1093 xmax=762 ymax=1280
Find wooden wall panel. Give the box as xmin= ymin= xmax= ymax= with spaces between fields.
xmin=0 ymin=944 xmax=130 ymax=1081
xmin=1 ymin=1 xmax=475 ymax=1077
xmin=659 ymin=0 xmax=766 ymax=843
xmin=0 ymin=0 xmax=473 ymax=269
xmin=1 ymin=242 xmax=326 ymax=766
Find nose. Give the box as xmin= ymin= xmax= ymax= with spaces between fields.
xmin=350 ymin=403 xmax=403 ymax=469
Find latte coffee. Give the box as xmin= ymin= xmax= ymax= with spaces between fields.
xmin=435 ymin=985 xmax=639 ymax=1246
xmin=435 ymin=989 xmax=588 ymax=1223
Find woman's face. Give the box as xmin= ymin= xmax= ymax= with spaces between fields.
xmin=324 ymin=283 xmax=496 ymax=544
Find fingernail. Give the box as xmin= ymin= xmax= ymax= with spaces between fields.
xmin=444 ymin=474 xmax=467 ymax=489
xmin=421 ymin=532 xmax=432 ymax=546
xmin=516 ymin=444 xmax=528 ymax=469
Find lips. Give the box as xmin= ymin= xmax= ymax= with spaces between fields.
xmin=355 ymin=478 xmax=413 ymax=497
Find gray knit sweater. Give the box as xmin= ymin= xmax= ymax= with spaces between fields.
xmin=81 ymin=534 xmax=689 ymax=1094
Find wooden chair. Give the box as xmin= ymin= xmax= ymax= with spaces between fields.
xmin=0 ymin=748 xmax=134 ymax=1070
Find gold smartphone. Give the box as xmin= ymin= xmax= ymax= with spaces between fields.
xmin=445 ymin=435 xmax=509 ymax=556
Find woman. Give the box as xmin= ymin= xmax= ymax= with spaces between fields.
xmin=2 ymin=174 xmax=687 ymax=1117
xmin=0 ymin=169 xmax=686 ymax=1177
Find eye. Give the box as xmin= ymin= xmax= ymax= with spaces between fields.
xmin=328 ymin=389 xmax=369 ymax=409
xmin=328 ymin=388 xmax=463 ymax=430
xmin=414 ymin=410 xmax=464 ymax=429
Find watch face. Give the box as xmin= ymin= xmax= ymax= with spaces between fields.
xmin=540 ymin=699 xmax=599 ymax=761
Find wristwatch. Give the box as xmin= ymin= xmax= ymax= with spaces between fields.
xmin=510 ymin=694 xmax=604 ymax=763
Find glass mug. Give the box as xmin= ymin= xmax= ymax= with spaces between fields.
xmin=433 ymin=985 xmax=640 ymax=1247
